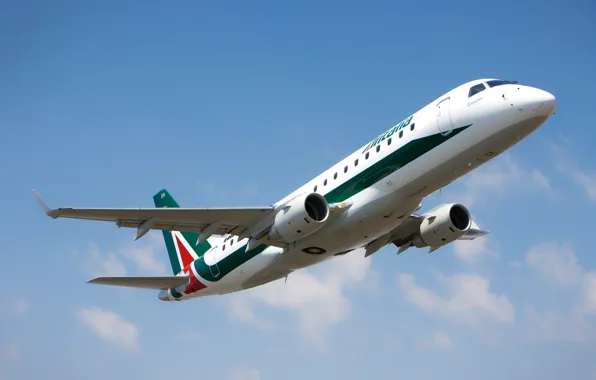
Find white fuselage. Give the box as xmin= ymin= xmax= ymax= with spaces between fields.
xmin=161 ymin=78 xmax=556 ymax=300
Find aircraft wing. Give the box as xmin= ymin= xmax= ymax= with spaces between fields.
xmin=389 ymin=214 xmax=488 ymax=246
xmin=87 ymin=276 xmax=188 ymax=290
xmin=364 ymin=213 xmax=489 ymax=257
xmin=33 ymin=190 xmax=274 ymax=239
xmin=454 ymin=220 xmax=490 ymax=240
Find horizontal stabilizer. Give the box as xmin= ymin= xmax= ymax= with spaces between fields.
xmin=87 ymin=276 xmax=188 ymax=290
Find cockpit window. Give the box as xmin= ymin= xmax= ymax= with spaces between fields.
xmin=487 ymin=79 xmax=518 ymax=88
xmin=468 ymin=83 xmax=486 ymax=98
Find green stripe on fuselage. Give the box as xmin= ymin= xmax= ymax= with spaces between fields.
xmin=186 ymin=125 xmax=472 ymax=285
xmin=193 ymin=243 xmax=268 ymax=282
xmin=325 ymin=125 xmax=471 ymax=203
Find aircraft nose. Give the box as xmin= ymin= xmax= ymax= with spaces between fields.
xmin=521 ymin=87 xmax=557 ymax=116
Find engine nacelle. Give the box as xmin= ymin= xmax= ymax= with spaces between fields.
xmin=412 ymin=203 xmax=472 ymax=248
xmin=269 ymin=192 xmax=330 ymax=243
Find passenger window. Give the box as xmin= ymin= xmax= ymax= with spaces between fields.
xmin=468 ymin=83 xmax=486 ymax=97
xmin=365 ymin=152 xmax=370 ymax=159
xmin=344 ymin=165 xmax=348 ymax=173
xmin=388 ymin=137 xmax=392 ymax=145
xmin=324 ymin=179 xmax=328 ymax=186
xmin=314 ymin=185 xmax=317 ymax=192
xmin=334 ymin=172 xmax=337 ymax=179
xmin=354 ymin=159 xmax=359 ymax=166
xmin=399 ymin=130 xmax=403 ymax=138
xmin=376 ymin=145 xmax=380 ymax=152
xmin=223 ymin=244 xmax=226 ymax=250
xmin=410 ymin=123 xmax=415 ymax=131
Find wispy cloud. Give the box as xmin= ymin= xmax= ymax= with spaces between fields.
xmin=452 ymin=235 xmax=498 ymax=263
xmin=121 ymin=232 xmax=168 ymax=275
xmin=549 ymin=141 xmax=596 ymax=202
xmin=523 ymin=241 xmax=596 ymax=341
xmin=581 ymin=272 xmax=596 ymax=315
xmin=525 ymin=242 xmax=582 ymax=286
xmin=86 ymin=244 xmax=127 ymax=277
xmin=77 ymin=307 xmax=139 ymax=352
xmin=226 ymin=249 xmax=376 ymax=351
xmin=440 ymin=152 xmax=551 ymax=208
xmin=571 ymin=171 xmax=596 ymax=201
xmin=82 ymin=231 xmax=168 ymax=278
xmin=227 ymin=296 xmax=272 ymax=331
xmin=421 ymin=331 xmax=453 ymax=351
xmin=397 ymin=272 xmax=515 ymax=327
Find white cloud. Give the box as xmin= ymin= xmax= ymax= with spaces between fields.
xmin=121 ymin=232 xmax=168 ymax=275
xmin=549 ymin=141 xmax=596 ymax=202
xmin=226 ymin=249 xmax=375 ymax=350
xmin=525 ymin=307 xmax=594 ymax=343
xmin=87 ymin=244 xmax=127 ymax=277
xmin=525 ymin=242 xmax=582 ymax=286
xmin=581 ymin=272 xmax=596 ymax=315
xmin=397 ymin=272 xmax=515 ymax=327
xmin=83 ymin=232 xmax=168 ymax=278
xmin=421 ymin=331 xmax=453 ymax=351
xmin=227 ymin=296 xmax=272 ymax=331
xmin=442 ymin=152 xmax=550 ymax=207
xmin=571 ymin=170 xmax=596 ymax=201
xmin=77 ymin=307 xmax=139 ymax=351
xmin=523 ymin=242 xmax=596 ymax=341
xmin=452 ymin=235 xmax=498 ymax=263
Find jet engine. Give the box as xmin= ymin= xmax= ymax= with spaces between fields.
xmin=412 ymin=203 xmax=472 ymax=249
xmin=269 ymin=192 xmax=330 ymax=243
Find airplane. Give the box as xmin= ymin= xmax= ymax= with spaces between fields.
xmin=34 ymin=78 xmax=557 ymax=302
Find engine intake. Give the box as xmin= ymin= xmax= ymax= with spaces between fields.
xmin=413 ymin=203 xmax=472 ymax=248
xmin=269 ymin=192 xmax=330 ymax=243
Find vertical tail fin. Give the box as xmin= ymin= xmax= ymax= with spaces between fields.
xmin=153 ymin=189 xmax=212 ymax=275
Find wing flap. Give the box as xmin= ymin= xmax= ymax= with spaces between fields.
xmin=87 ymin=276 xmax=188 ymax=290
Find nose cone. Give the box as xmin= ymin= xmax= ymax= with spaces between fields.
xmin=522 ymin=87 xmax=557 ymax=116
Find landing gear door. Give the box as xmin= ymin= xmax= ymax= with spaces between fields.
xmin=436 ymin=96 xmax=454 ymax=135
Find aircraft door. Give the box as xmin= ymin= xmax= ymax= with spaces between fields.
xmin=208 ymin=248 xmax=221 ymax=278
xmin=436 ymin=97 xmax=454 ymax=135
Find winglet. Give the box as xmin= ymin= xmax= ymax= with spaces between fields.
xmin=32 ymin=189 xmax=57 ymax=218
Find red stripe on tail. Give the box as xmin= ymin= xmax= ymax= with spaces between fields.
xmin=174 ymin=234 xmax=195 ymax=269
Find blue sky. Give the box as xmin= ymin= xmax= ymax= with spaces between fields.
xmin=1 ymin=0 xmax=596 ymax=379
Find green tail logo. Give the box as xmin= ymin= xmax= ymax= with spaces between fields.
xmin=152 ymin=189 xmax=212 ymax=275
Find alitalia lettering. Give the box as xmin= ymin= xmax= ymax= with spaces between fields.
xmin=362 ymin=116 xmax=414 ymax=153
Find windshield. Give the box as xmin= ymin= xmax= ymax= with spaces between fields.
xmin=468 ymin=83 xmax=486 ymax=97
xmin=487 ymin=79 xmax=518 ymax=88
